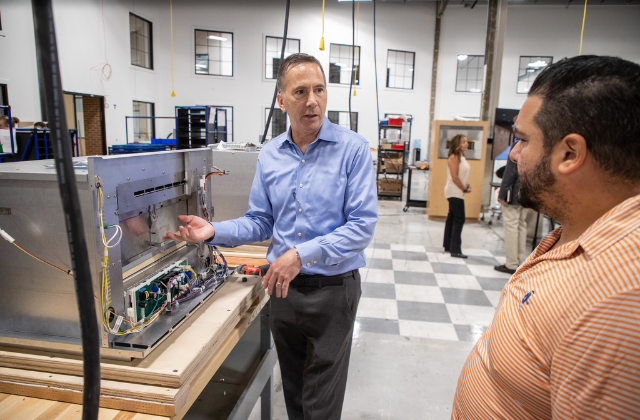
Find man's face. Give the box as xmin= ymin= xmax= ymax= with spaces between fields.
xmin=510 ymin=95 xmax=566 ymax=220
xmin=277 ymin=63 xmax=327 ymax=139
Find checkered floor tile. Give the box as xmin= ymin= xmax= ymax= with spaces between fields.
xmin=356 ymin=243 xmax=511 ymax=343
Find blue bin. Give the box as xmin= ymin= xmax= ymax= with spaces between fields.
xmin=109 ymin=143 xmax=170 ymax=155
xmin=151 ymin=138 xmax=177 ymax=146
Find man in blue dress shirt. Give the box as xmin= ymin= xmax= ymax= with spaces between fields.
xmin=163 ymin=53 xmax=378 ymax=419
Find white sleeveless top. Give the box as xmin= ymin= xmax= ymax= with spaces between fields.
xmin=444 ymin=155 xmax=470 ymax=199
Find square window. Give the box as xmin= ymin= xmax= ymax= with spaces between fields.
xmin=386 ymin=50 xmax=415 ymax=90
xmin=455 ymin=55 xmax=484 ymax=93
xmin=130 ymin=13 xmax=153 ymax=70
xmin=265 ymin=108 xmax=289 ymax=140
xmin=517 ymin=56 xmax=553 ymax=94
xmin=132 ymin=101 xmax=155 ymax=142
xmin=328 ymin=111 xmax=358 ymax=132
xmin=207 ymin=106 xmax=233 ymax=143
xmin=329 ymin=43 xmax=360 ymax=85
xmin=264 ymin=36 xmax=301 ymax=79
xmin=195 ymin=30 xmax=233 ymax=76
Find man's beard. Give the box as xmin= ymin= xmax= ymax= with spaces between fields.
xmin=517 ymin=153 xmax=567 ymax=222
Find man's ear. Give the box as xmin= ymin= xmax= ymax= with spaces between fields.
xmin=276 ymin=93 xmax=286 ymax=112
xmin=556 ymin=134 xmax=588 ymax=175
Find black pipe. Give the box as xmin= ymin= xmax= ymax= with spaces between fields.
xmin=261 ymin=0 xmax=291 ymax=144
xmin=31 ymin=1 xmax=101 ymax=419
xmin=373 ymin=0 xmax=380 ymax=125
xmin=348 ymin=0 xmax=355 ymax=130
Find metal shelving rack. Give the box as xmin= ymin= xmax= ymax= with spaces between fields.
xmin=376 ymin=122 xmax=410 ymax=199
xmin=175 ymin=106 xmax=227 ymax=149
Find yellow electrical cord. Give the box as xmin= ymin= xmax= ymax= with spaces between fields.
xmin=579 ymin=0 xmax=587 ymax=55
xmin=182 ymin=266 xmax=198 ymax=286
xmin=353 ymin=0 xmax=360 ymax=96
xmin=170 ymin=0 xmax=176 ymax=96
xmin=319 ymin=0 xmax=325 ymax=50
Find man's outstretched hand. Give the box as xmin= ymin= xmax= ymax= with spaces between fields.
xmin=163 ymin=215 xmax=215 ymax=243
xmin=263 ymin=248 xmax=301 ymax=299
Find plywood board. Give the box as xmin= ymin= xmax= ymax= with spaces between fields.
xmin=427 ymin=120 xmax=489 ymax=220
xmin=0 ymin=393 xmax=169 ymax=420
xmin=0 ymin=275 xmax=263 ymax=388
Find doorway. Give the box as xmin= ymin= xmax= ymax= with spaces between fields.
xmin=63 ymin=92 xmax=106 ymax=156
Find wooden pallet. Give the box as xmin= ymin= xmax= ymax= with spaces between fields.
xmin=0 ymin=276 xmax=269 ymax=417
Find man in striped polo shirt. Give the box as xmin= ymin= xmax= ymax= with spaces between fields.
xmin=452 ymin=55 xmax=640 ymax=419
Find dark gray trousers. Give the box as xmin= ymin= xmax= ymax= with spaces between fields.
xmin=443 ymin=197 xmax=465 ymax=254
xmin=269 ymin=270 xmax=361 ymax=420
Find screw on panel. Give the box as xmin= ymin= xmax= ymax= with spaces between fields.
xmin=142 ymin=168 xmax=145 ymax=171
xmin=114 ymin=211 xmax=118 ymax=215
xmin=163 ymin=171 xmax=165 ymax=174
xmin=127 ymin=177 xmax=130 ymax=180
xmin=107 ymin=196 xmax=110 ymax=199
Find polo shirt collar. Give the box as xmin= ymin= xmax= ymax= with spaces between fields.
xmin=578 ymin=193 xmax=640 ymax=259
xmin=532 ymin=194 xmax=640 ymax=262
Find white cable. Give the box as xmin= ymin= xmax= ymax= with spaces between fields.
xmin=0 ymin=227 xmax=15 ymax=244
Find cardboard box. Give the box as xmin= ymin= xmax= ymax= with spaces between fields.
xmin=383 ymin=157 xmax=403 ymax=174
xmin=378 ymin=179 xmax=402 ymax=193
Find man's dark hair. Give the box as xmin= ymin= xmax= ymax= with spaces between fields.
xmin=529 ymin=55 xmax=640 ymax=181
xmin=276 ymin=53 xmax=326 ymax=95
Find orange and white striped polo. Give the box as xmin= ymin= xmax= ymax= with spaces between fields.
xmin=452 ymin=194 xmax=640 ymax=420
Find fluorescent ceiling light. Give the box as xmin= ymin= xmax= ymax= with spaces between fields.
xmin=208 ymin=35 xmax=228 ymax=41
xmin=409 ymin=69 xmax=414 ymax=72
xmin=334 ymin=62 xmax=344 ymax=67
xmin=527 ymin=60 xmax=548 ymax=69
xmin=458 ymin=54 xmax=468 ymax=61
xmin=469 ymin=88 xmax=481 ymax=92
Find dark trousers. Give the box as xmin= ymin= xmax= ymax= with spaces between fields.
xmin=270 ymin=270 xmax=361 ymax=420
xmin=443 ymin=197 xmax=465 ymax=254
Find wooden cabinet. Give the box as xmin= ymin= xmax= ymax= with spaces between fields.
xmin=427 ymin=120 xmax=488 ymax=221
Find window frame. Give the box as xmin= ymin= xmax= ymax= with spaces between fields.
xmin=328 ymin=43 xmax=361 ymax=86
xmin=0 ymin=84 xmax=8 ymax=117
xmin=194 ymin=29 xmax=234 ymax=77
xmin=386 ymin=49 xmax=415 ymax=90
xmin=264 ymin=36 xmax=301 ymax=80
xmin=455 ymin=54 xmax=484 ymax=93
xmin=516 ymin=55 xmax=553 ymax=94
xmin=264 ymin=107 xmax=289 ymax=141
xmin=129 ymin=13 xmax=153 ymax=70
xmin=208 ymin=105 xmax=234 ymax=143
xmin=132 ymin=100 xmax=155 ymax=143
xmin=328 ymin=111 xmax=358 ymax=133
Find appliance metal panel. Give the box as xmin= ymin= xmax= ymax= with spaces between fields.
xmin=209 ymin=150 xmax=259 ymax=222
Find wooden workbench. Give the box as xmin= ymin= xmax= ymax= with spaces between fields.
xmin=0 ymin=250 xmax=272 ymax=420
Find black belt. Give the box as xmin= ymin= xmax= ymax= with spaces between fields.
xmin=289 ymin=269 xmax=358 ymax=288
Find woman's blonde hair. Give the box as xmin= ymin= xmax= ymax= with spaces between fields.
xmin=448 ymin=134 xmax=466 ymax=158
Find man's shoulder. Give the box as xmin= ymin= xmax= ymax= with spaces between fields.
xmin=330 ymin=123 xmax=369 ymax=149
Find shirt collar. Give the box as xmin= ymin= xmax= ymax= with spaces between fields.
xmin=531 ymin=194 xmax=640 ymax=262
xmin=274 ymin=117 xmax=337 ymax=148
xmin=578 ymin=193 xmax=640 ymax=259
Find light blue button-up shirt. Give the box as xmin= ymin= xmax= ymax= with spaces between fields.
xmin=209 ymin=117 xmax=378 ymax=275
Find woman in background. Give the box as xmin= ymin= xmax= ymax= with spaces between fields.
xmin=443 ymin=134 xmax=471 ymax=258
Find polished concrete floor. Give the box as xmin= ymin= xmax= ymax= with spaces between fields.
xmin=247 ymin=196 xmax=518 ymax=420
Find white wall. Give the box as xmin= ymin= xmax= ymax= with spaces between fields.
xmin=0 ymin=0 xmax=435 ymax=151
xmin=436 ymin=4 xmax=640 ymax=120
xmin=1 ymin=0 xmax=639 ymax=153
